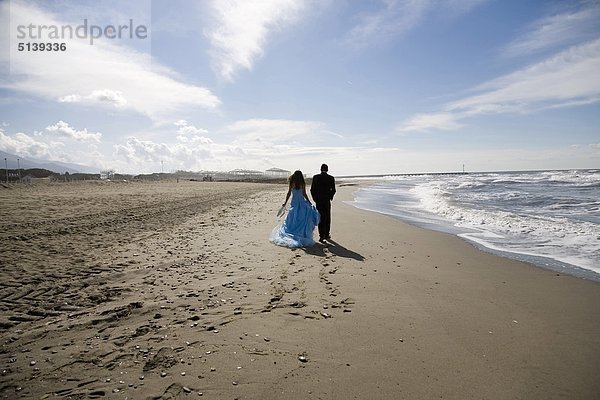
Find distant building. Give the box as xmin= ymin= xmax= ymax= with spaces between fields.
xmin=22 ymin=176 xmax=51 ymax=184
xmin=229 ymin=169 xmax=264 ymax=176
xmin=265 ymin=167 xmax=290 ymax=178
xmin=100 ymin=169 xmax=115 ymax=180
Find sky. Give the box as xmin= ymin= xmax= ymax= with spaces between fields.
xmin=0 ymin=0 xmax=599 ymax=176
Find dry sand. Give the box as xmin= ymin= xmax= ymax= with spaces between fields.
xmin=0 ymin=180 xmax=599 ymax=399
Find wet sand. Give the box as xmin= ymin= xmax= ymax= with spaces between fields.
xmin=1 ymin=180 xmax=599 ymax=399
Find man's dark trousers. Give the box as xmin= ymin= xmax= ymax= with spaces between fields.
xmin=315 ymin=200 xmax=331 ymax=239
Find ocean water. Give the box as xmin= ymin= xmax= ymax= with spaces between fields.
xmin=350 ymin=170 xmax=600 ymax=280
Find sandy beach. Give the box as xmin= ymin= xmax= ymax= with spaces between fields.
xmin=1 ymin=180 xmax=599 ymax=399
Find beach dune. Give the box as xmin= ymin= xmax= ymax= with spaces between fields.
xmin=0 ymin=181 xmax=598 ymax=399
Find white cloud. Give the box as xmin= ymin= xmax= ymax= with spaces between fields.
xmin=397 ymin=112 xmax=463 ymax=132
xmin=225 ymin=118 xmax=324 ymax=144
xmin=6 ymin=124 xmax=597 ymax=175
xmin=46 ymin=121 xmax=102 ymax=143
xmin=113 ymin=135 xmax=237 ymax=172
xmin=114 ymin=137 xmax=174 ymax=164
xmin=502 ymin=2 xmax=600 ymax=58
xmin=347 ymin=0 xmax=430 ymax=46
xmin=174 ymin=120 xmax=209 ymax=136
xmin=322 ymin=129 xmax=345 ymax=139
xmin=2 ymin=2 xmax=220 ymax=121
xmin=174 ymin=120 xmax=212 ymax=144
xmin=449 ymin=39 xmax=600 ymax=113
xmin=347 ymin=0 xmax=486 ymax=46
xmin=204 ymin=0 xmax=310 ymax=81
xmin=113 ymin=120 xmax=231 ymax=170
xmin=110 ymin=117 xmax=366 ymax=174
xmin=4 ymin=118 xmax=344 ymax=174
xmin=399 ymin=38 xmax=600 ymax=132
xmin=0 ymin=130 xmax=53 ymax=159
xmin=59 ymin=89 xmax=128 ymax=107
xmin=0 ymin=123 xmax=106 ymax=168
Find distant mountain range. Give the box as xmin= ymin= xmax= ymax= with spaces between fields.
xmin=0 ymin=150 xmax=100 ymax=174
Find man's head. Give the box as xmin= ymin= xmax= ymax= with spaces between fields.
xmin=321 ymin=163 xmax=328 ymax=172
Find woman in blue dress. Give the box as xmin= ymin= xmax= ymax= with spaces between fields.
xmin=270 ymin=170 xmax=320 ymax=248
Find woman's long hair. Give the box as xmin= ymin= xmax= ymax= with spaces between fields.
xmin=288 ymin=170 xmax=305 ymax=190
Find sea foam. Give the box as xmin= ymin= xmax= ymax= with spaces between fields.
xmin=351 ymin=170 xmax=600 ymax=280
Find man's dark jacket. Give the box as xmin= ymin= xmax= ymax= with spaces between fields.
xmin=310 ymin=172 xmax=336 ymax=203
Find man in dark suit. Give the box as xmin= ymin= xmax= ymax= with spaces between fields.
xmin=310 ymin=163 xmax=336 ymax=243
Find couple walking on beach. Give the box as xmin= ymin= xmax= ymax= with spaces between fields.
xmin=270 ymin=164 xmax=336 ymax=248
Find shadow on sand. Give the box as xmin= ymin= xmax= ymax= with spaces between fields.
xmin=303 ymin=239 xmax=365 ymax=261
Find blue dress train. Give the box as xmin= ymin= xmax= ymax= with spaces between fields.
xmin=270 ymin=188 xmax=320 ymax=248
